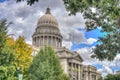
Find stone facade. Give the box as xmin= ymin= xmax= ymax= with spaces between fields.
xmin=32 ymin=7 xmax=101 ymax=80
xmin=116 ymin=71 xmax=120 ymax=74
xmin=82 ymin=65 xmax=101 ymax=80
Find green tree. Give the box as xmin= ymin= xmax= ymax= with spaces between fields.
xmin=115 ymin=74 xmax=120 ymax=80
xmin=0 ymin=19 xmax=16 ymax=80
xmin=104 ymin=74 xmax=115 ymax=80
xmin=98 ymin=76 xmax=103 ymax=80
xmin=16 ymin=0 xmax=120 ymax=61
xmin=104 ymin=74 xmax=120 ymax=80
xmin=0 ymin=19 xmax=32 ymax=79
xmin=16 ymin=0 xmax=39 ymax=5
xmin=6 ymin=36 xmax=33 ymax=78
xmin=61 ymin=0 xmax=120 ymax=61
xmin=14 ymin=36 xmax=32 ymax=76
xmin=0 ymin=19 xmax=7 ymax=50
xmin=27 ymin=46 xmax=69 ymax=80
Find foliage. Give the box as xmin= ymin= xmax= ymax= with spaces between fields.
xmin=0 ymin=19 xmax=8 ymax=50
xmin=104 ymin=74 xmax=120 ymax=80
xmin=98 ymin=77 xmax=103 ymax=80
xmin=0 ymin=66 xmax=16 ymax=80
xmin=0 ymin=19 xmax=32 ymax=79
xmin=0 ymin=19 xmax=16 ymax=80
xmin=16 ymin=0 xmax=38 ymax=5
xmin=14 ymin=36 xmax=32 ymax=74
xmin=63 ymin=0 xmax=120 ymax=61
xmin=27 ymin=46 xmax=69 ymax=80
xmin=6 ymin=36 xmax=33 ymax=78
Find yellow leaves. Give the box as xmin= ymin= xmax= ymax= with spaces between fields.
xmin=14 ymin=37 xmax=33 ymax=73
xmin=6 ymin=37 xmax=15 ymax=47
xmin=5 ymin=36 xmax=33 ymax=74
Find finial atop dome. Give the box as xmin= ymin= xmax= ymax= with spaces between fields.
xmin=45 ymin=7 xmax=51 ymax=14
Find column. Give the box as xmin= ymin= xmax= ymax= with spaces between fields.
xmin=47 ymin=36 xmax=49 ymax=45
xmin=48 ymin=36 xmax=50 ymax=45
xmin=53 ymin=37 xmax=55 ymax=47
xmin=56 ymin=38 xmax=58 ymax=47
xmin=56 ymin=38 xmax=57 ymax=47
xmin=71 ymin=63 xmax=73 ymax=80
xmin=60 ymin=39 xmax=62 ymax=47
xmin=37 ymin=37 xmax=39 ymax=47
xmin=55 ymin=37 xmax=57 ymax=47
xmin=58 ymin=39 xmax=60 ymax=47
xmin=75 ymin=64 xmax=78 ymax=80
xmin=45 ymin=36 xmax=47 ymax=46
xmin=35 ymin=37 xmax=36 ymax=46
xmin=50 ymin=36 xmax=53 ymax=46
xmin=50 ymin=36 xmax=52 ymax=46
xmin=42 ymin=36 xmax=45 ymax=46
xmin=78 ymin=65 xmax=80 ymax=80
xmin=73 ymin=63 xmax=75 ymax=79
xmin=35 ymin=37 xmax=37 ymax=46
xmin=34 ymin=37 xmax=35 ymax=46
xmin=39 ymin=36 xmax=41 ymax=46
xmin=80 ymin=65 xmax=82 ymax=80
xmin=38 ymin=37 xmax=39 ymax=47
xmin=46 ymin=36 xmax=48 ymax=45
xmin=40 ymin=36 xmax=42 ymax=46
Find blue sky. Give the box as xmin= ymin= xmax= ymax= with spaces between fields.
xmin=71 ymin=28 xmax=103 ymax=50
xmin=73 ymin=28 xmax=120 ymax=73
xmin=0 ymin=0 xmax=6 ymax=2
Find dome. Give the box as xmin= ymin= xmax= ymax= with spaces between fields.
xmin=37 ymin=7 xmax=58 ymax=28
xmin=32 ymin=7 xmax=62 ymax=48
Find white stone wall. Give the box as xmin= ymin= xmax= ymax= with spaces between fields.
xmin=59 ymin=58 xmax=69 ymax=75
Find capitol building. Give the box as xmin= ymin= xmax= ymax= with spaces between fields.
xmin=31 ymin=7 xmax=101 ymax=80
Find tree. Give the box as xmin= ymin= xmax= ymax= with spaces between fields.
xmin=104 ymin=74 xmax=115 ymax=80
xmin=14 ymin=36 xmax=32 ymax=74
xmin=27 ymin=46 xmax=69 ymax=80
xmin=62 ymin=0 xmax=120 ymax=61
xmin=16 ymin=0 xmax=39 ymax=5
xmin=98 ymin=77 xmax=103 ymax=80
xmin=0 ymin=19 xmax=16 ymax=80
xmin=0 ymin=19 xmax=32 ymax=79
xmin=0 ymin=19 xmax=7 ymax=51
xmin=104 ymin=74 xmax=120 ymax=80
xmin=16 ymin=0 xmax=120 ymax=61
xmin=6 ymin=36 xmax=33 ymax=78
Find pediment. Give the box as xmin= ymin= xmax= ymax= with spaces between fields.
xmin=55 ymin=47 xmax=83 ymax=62
xmin=74 ymin=54 xmax=83 ymax=62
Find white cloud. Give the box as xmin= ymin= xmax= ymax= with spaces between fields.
xmin=77 ymin=47 xmax=96 ymax=65
xmin=86 ymin=38 xmax=97 ymax=44
xmin=103 ymin=65 xmax=113 ymax=74
xmin=65 ymin=28 xmax=86 ymax=43
xmin=97 ymin=68 xmax=103 ymax=72
xmin=62 ymin=41 xmax=72 ymax=49
xmin=0 ymin=0 xmax=86 ymax=45
xmin=77 ymin=47 xmax=120 ymax=76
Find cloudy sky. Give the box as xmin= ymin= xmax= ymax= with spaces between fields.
xmin=0 ymin=0 xmax=120 ymax=76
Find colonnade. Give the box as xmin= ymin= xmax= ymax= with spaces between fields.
xmin=69 ymin=62 xmax=83 ymax=80
xmin=33 ymin=35 xmax=62 ymax=48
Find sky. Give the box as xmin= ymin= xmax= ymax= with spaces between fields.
xmin=0 ymin=0 xmax=120 ymax=77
